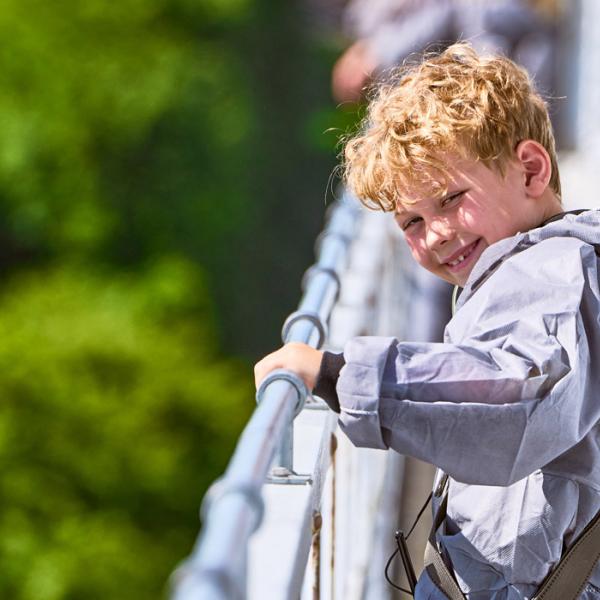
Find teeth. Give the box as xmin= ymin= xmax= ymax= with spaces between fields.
xmin=447 ymin=241 xmax=480 ymax=267
xmin=449 ymin=253 xmax=470 ymax=267
xmin=449 ymin=254 xmax=465 ymax=266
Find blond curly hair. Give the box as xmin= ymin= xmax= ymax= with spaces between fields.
xmin=343 ymin=43 xmax=560 ymax=211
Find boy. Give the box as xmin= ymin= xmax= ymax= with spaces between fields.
xmin=255 ymin=43 xmax=600 ymax=598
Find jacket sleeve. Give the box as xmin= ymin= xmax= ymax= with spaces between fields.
xmin=337 ymin=237 xmax=600 ymax=486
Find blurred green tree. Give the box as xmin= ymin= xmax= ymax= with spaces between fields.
xmin=0 ymin=0 xmax=254 ymax=259
xmin=0 ymin=0 xmax=341 ymax=596
xmin=0 ymin=0 xmax=339 ymax=358
xmin=0 ymin=260 xmax=252 ymax=599
xmin=0 ymin=1 xmax=261 ymax=597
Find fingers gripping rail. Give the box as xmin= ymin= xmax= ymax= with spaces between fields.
xmin=255 ymin=368 xmax=309 ymax=419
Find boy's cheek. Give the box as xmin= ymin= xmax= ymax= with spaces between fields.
xmin=407 ymin=243 xmax=452 ymax=282
xmin=406 ymin=238 xmax=432 ymax=268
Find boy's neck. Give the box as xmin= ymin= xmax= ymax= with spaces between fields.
xmin=538 ymin=190 xmax=564 ymax=226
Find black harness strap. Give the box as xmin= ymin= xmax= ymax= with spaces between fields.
xmin=423 ymin=488 xmax=466 ymax=600
xmin=425 ymin=474 xmax=600 ymax=600
xmin=533 ymin=508 xmax=600 ymax=599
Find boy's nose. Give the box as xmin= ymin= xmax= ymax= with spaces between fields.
xmin=425 ymin=219 xmax=453 ymax=251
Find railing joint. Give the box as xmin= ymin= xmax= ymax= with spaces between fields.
xmin=266 ymin=468 xmax=313 ymax=485
xmin=304 ymin=396 xmax=329 ymax=411
xmin=255 ymin=368 xmax=308 ymax=417
xmin=281 ymin=310 xmax=328 ymax=348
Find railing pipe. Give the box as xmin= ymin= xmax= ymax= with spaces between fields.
xmin=172 ymin=381 xmax=299 ymax=600
xmin=169 ymin=195 xmax=361 ymax=600
xmin=278 ymin=199 xmax=358 ymax=472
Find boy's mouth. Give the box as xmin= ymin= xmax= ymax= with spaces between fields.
xmin=443 ymin=239 xmax=481 ymax=272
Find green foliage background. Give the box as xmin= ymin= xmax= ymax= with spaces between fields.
xmin=0 ymin=0 xmax=344 ymax=597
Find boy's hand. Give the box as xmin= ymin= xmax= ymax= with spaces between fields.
xmin=254 ymin=343 xmax=323 ymax=392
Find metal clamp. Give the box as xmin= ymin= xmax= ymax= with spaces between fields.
xmin=267 ymin=467 xmax=313 ymax=485
xmin=281 ymin=310 xmax=327 ymax=348
xmin=200 ymin=477 xmax=265 ymax=533
xmin=304 ymin=396 xmax=329 ymax=410
xmin=255 ymin=368 xmax=308 ymax=418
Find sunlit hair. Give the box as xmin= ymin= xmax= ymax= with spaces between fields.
xmin=343 ymin=42 xmax=561 ymax=211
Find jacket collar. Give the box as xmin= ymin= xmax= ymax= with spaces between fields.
xmin=456 ymin=209 xmax=599 ymax=311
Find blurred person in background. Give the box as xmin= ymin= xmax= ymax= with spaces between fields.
xmin=332 ymin=0 xmax=560 ymax=106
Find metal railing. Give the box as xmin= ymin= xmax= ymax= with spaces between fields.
xmin=169 ymin=192 xmax=362 ymax=600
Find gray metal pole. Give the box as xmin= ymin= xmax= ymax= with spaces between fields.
xmin=169 ymin=195 xmax=362 ymax=600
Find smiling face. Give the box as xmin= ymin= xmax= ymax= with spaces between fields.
xmin=394 ymin=150 xmax=562 ymax=286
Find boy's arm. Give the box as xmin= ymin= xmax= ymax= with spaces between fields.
xmin=338 ymin=238 xmax=600 ymax=487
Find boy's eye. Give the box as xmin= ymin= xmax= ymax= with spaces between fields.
xmin=401 ymin=216 xmax=423 ymax=231
xmin=441 ymin=191 xmax=465 ymax=207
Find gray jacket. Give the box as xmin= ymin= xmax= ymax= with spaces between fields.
xmin=337 ymin=210 xmax=600 ymax=599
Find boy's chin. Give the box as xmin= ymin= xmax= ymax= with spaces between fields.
xmin=432 ymin=267 xmax=470 ymax=288
xmin=419 ymin=251 xmax=482 ymax=286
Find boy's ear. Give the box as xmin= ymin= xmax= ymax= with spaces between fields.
xmin=515 ymin=140 xmax=552 ymax=198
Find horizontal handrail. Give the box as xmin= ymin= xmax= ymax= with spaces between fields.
xmin=169 ymin=192 xmax=362 ymax=600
